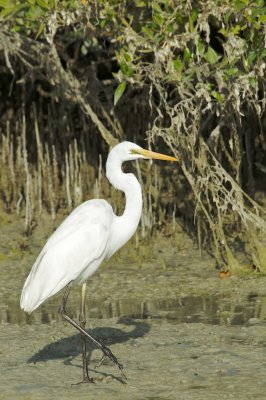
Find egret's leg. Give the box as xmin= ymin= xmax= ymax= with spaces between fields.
xmin=79 ymin=282 xmax=90 ymax=383
xmin=59 ymin=282 xmax=126 ymax=381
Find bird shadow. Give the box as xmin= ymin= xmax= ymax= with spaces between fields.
xmin=27 ymin=317 xmax=150 ymax=380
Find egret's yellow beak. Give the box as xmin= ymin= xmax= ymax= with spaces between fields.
xmin=135 ymin=148 xmax=178 ymax=162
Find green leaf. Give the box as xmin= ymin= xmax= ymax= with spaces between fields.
xmin=249 ymin=77 xmax=258 ymax=87
xmin=124 ymin=52 xmax=132 ymax=63
xmin=188 ymin=9 xmax=198 ymax=32
xmin=114 ymin=82 xmax=126 ymax=106
xmin=1 ymin=2 xmax=28 ymax=18
xmin=120 ymin=60 xmax=133 ymax=77
xmin=183 ymin=48 xmax=191 ymax=61
xmin=188 ymin=15 xmax=194 ymax=32
xmin=173 ymin=58 xmax=183 ymax=72
xmin=235 ymin=0 xmax=248 ymax=12
xmin=141 ymin=26 xmax=154 ymax=39
xmin=99 ymin=19 xmax=106 ymax=28
xmin=231 ymin=24 xmax=241 ymax=35
xmin=258 ymin=14 xmax=266 ymax=23
xmin=211 ymin=90 xmax=223 ymax=102
xmin=0 ymin=0 xmax=12 ymax=8
xmin=166 ymin=23 xmax=174 ymax=33
xmin=136 ymin=0 xmax=146 ymax=6
xmin=219 ymin=28 xmax=229 ymax=38
xmin=36 ymin=0 xmax=50 ymax=9
xmin=247 ymin=51 xmax=256 ymax=65
xmin=153 ymin=13 xmax=164 ymax=26
xmin=175 ymin=12 xmax=183 ymax=25
xmin=35 ymin=22 xmax=44 ymax=39
xmin=191 ymin=9 xmax=198 ymax=22
xmin=259 ymin=49 xmax=266 ymax=60
xmin=224 ymin=68 xmax=239 ymax=76
xmin=204 ymin=46 xmax=220 ymax=65
xmin=153 ymin=3 xmax=162 ymax=13
xmin=197 ymin=39 xmax=205 ymax=55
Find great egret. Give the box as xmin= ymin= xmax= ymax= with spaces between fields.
xmin=20 ymin=141 xmax=177 ymax=383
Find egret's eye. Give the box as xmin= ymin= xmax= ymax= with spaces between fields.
xmin=130 ymin=149 xmax=140 ymax=155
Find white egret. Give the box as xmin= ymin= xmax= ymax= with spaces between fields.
xmin=20 ymin=141 xmax=177 ymax=382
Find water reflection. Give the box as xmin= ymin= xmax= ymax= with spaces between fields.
xmin=1 ymin=292 xmax=266 ymax=326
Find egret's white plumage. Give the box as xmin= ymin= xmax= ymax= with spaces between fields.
xmin=20 ymin=142 xmax=147 ymax=313
xmin=20 ymin=199 xmax=113 ymax=312
xmin=20 ymin=141 xmax=177 ymax=381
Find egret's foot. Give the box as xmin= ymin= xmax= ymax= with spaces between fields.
xmin=71 ymin=377 xmax=95 ymax=386
xmin=82 ymin=377 xmax=95 ymax=384
xmin=96 ymin=353 xmax=127 ymax=381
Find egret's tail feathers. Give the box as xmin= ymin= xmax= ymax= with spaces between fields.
xmin=20 ymin=288 xmax=43 ymax=314
xmin=20 ymin=256 xmax=71 ymax=314
xmin=20 ymin=274 xmax=70 ymax=314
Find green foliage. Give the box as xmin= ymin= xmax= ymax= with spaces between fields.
xmin=114 ymin=81 xmax=126 ymax=106
xmin=204 ymin=46 xmax=220 ymax=65
xmin=1 ymin=1 xmax=265 ymax=102
xmin=78 ymin=0 xmax=266 ymax=103
xmin=0 ymin=0 xmax=80 ymax=36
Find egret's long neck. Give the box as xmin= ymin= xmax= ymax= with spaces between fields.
xmin=106 ymin=156 xmax=142 ymax=256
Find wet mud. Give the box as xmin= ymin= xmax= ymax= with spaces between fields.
xmin=1 ymin=214 xmax=266 ymax=399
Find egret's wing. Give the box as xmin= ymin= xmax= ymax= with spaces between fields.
xmin=42 ymin=200 xmax=111 ymax=249
xmin=20 ymin=200 xmax=113 ymax=313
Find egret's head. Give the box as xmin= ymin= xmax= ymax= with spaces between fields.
xmin=109 ymin=141 xmax=178 ymax=163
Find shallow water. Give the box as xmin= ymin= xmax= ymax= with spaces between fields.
xmin=2 ymin=292 xmax=266 ymax=327
xmin=1 ymin=217 xmax=266 ymax=399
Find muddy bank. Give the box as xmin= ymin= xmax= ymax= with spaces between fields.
xmin=1 ymin=319 xmax=266 ymax=400
xmin=1 ymin=214 xmax=266 ymax=399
